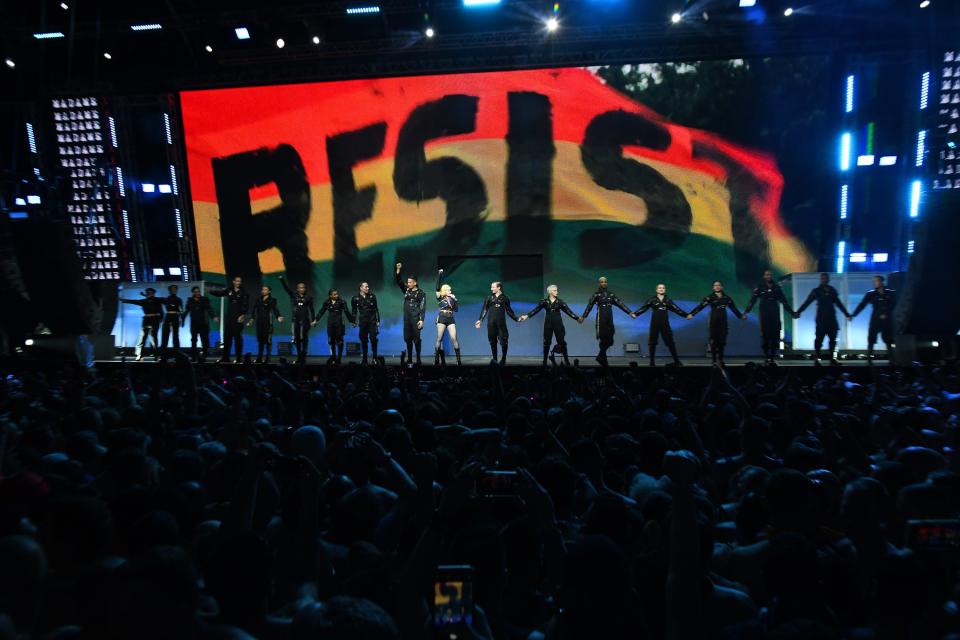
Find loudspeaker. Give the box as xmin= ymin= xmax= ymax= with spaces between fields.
xmin=9 ymin=220 xmax=103 ymax=335
xmin=897 ymin=191 xmax=960 ymax=338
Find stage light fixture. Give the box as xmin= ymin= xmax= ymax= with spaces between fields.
xmin=671 ymin=12 xmax=682 ymax=23
xmin=464 ymin=0 xmax=501 ymax=6
xmin=932 ymin=340 xmax=940 ymax=347
xmin=836 ymin=241 xmax=846 ymax=274
xmin=346 ymin=5 xmax=381 ymax=14
xmin=15 ymin=198 xmax=26 ymax=206
xmin=169 ymin=267 xmax=182 ymax=276
xmin=235 ymin=27 xmax=250 ymax=40
xmin=24 ymin=339 xmax=34 ymax=346
xmin=205 ymin=45 xmax=213 ymax=52
xmin=849 ymin=252 xmax=867 ymax=263
xmin=130 ymin=23 xmax=162 ymax=31
xmin=60 ymin=2 xmax=68 ymax=8
xmin=879 ymin=155 xmax=897 ymax=166
xmin=857 ymin=155 xmax=875 ymax=166
xmin=26 ymin=195 xmax=41 ymax=204
xmin=839 ymin=133 xmax=852 ymax=171
xmin=840 ymin=184 xmax=848 ymax=219
xmin=872 ymin=253 xmax=889 ymax=263
xmin=153 ymin=268 xmax=165 ymax=276
xmin=142 ymin=183 xmax=156 ymax=193
xmin=103 ymin=52 xmax=112 ymax=60
xmin=783 ymin=7 xmax=793 ymax=16
xmin=546 ymin=17 xmax=559 ymax=31
xmin=312 ymin=36 xmax=321 ymax=44
xmin=425 ymin=27 xmax=435 ymax=38
xmin=909 ymin=180 xmax=922 ymax=218
xmin=4 ymin=58 xmax=14 ymax=69
xmin=33 ymin=32 xmax=65 ymax=39
xmin=276 ymin=38 xmax=285 ymax=48
xmin=739 ymin=0 xmax=756 ymax=6
xmin=158 ymin=184 xmax=172 ymax=194
xmin=920 ymin=0 xmax=930 ymax=7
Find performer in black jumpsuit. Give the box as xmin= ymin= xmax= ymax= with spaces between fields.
xmin=316 ymin=289 xmax=356 ymax=365
xmin=581 ymin=277 xmax=633 ymax=367
xmin=395 ymin=263 xmax=426 ymax=366
xmin=796 ymin=273 xmax=851 ymax=366
xmin=851 ymin=275 xmax=897 ymax=362
xmin=159 ymin=284 xmax=184 ymax=354
xmin=351 ymin=282 xmax=380 ymax=365
xmin=519 ymin=284 xmax=580 ymax=366
xmin=742 ymin=270 xmax=796 ymax=366
xmin=475 ymin=281 xmax=519 ymax=365
xmin=120 ymin=287 xmax=163 ymax=361
xmin=247 ymin=285 xmax=283 ymax=363
xmin=210 ymin=276 xmax=249 ymax=363
xmin=183 ymin=286 xmax=217 ymax=363
xmin=633 ymin=283 xmax=687 ymax=367
xmin=434 ymin=270 xmax=462 ymax=366
xmin=279 ymin=276 xmax=316 ymax=364
xmin=688 ymin=281 xmax=746 ymax=366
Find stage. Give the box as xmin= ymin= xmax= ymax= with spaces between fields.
xmin=96 ymin=354 xmax=880 ymax=368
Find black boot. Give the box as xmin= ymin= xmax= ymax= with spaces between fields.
xmin=490 ymin=341 xmax=498 ymax=365
xmin=336 ymin=342 xmax=344 ymax=364
xmin=455 ymin=349 xmax=462 ymax=366
xmin=371 ymin=340 xmax=379 ymax=362
xmin=667 ymin=342 xmax=681 ymax=366
xmin=562 ymin=345 xmax=571 ymax=366
xmin=440 ymin=349 xmax=446 ymax=367
xmin=435 ymin=349 xmax=442 ymax=366
xmin=361 ymin=342 xmax=368 ymax=366
xmin=542 ymin=345 xmax=550 ymax=367
xmin=414 ymin=340 xmax=422 ymax=366
xmin=499 ymin=343 xmax=508 ymax=366
xmin=649 ymin=344 xmax=657 ymax=367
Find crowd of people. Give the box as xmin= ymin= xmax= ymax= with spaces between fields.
xmin=0 ymin=354 xmax=958 ymax=639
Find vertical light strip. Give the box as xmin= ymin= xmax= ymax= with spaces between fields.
xmin=121 ymin=209 xmax=131 ymax=238
xmin=840 ymin=133 xmax=852 ymax=171
xmin=109 ymin=116 xmax=118 ymax=148
xmin=181 ymin=265 xmax=189 ymax=281
xmin=25 ymin=123 xmax=37 ymax=153
xmin=116 ymin=166 xmax=126 ymax=197
xmin=907 ymin=240 xmax=915 ymax=254
xmin=866 ymin=122 xmax=875 ymax=155
xmin=836 ymin=241 xmax=846 ymax=274
xmin=909 ymin=180 xmax=922 ymax=218
xmin=163 ymin=113 xmax=172 ymax=145
xmin=174 ymin=208 xmax=184 ymax=238
xmin=920 ymin=71 xmax=930 ymax=110
xmin=129 ymin=261 xmax=137 ymax=282
xmin=845 ymin=75 xmax=855 ymax=113
xmin=915 ymin=130 xmax=926 ymax=167
xmin=840 ymin=184 xmax=849 ymax=220
xmin=169 ymin=164 xmax=178 ymax=195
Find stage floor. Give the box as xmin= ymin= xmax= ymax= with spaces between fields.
xmin=98 ymin=354 xmax=878 ymax=368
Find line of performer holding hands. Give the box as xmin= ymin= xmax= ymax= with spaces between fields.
xmin=120 ymin=264 xmax=896 ymax=367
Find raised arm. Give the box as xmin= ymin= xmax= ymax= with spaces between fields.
xmin=120 ymin=298 xmax=145 ymax=306
xmin=208 ymin=286 xmax=228 ymax=297
xmin=634 ymin=298 xmax=653 ymax=315
xmin=394 ymin=264 xmax=406 ymax=294
xmin=436 ymin=270 xmax=443 ymax=297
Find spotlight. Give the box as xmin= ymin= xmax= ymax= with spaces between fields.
xmin=920 ymin=0 xmax=930 ymax=7
xmin=312 ymin=35 xmax=321 ymax=44
xmin=671 ymin=12 xmax=682 ymax=23
xmin=546 ymin=17 xmax=559 ymax=32
xmin=33 ymin=32 xmax=65 ymax=39
xmin=60 ymin=2 xmax=68 ymax=8
xmin=425 ymin=27 xmax=435 ymax=38
xmin=4 ymin=58 xmax=13 ymax=69
xmin=103 ymin=52 xmax=112 ymax=60
xmin=932 ymin=340 xmax=940 ymax=348
xmin=205 ymin=45 xmax=213 ymax=52
xmin=346 ymin=5 xmax=381 ymax=14
xmin=783 ymin=7 xmax=794 ymax=16
xmin=738 ymin=0 xmax=756 ymax=6
xmin=235 ymin=27 xmax=250 ymax=40
xmin=130 ymin=23 xmax=162 ymax=31
xmin=24 ymin=338 xmax=35 ymax=346
xmin=276 ymin=38 xmax=285 ymax=48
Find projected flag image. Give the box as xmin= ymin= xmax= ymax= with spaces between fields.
xmin=181 ymin=62 xmax=821 ymax=355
